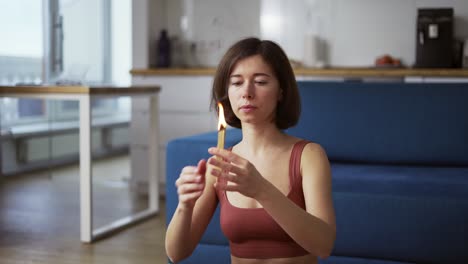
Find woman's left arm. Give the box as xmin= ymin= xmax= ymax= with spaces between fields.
xmin=255 ymin=143 xmax=336 ymax=258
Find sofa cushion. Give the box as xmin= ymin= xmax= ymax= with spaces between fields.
xmin=331 ymin=163 xmax=468 ymax=263
xmin=332 ymin=163 xmax=468 ymax=198
xmin=288 ymin=82 xmax=468 ymax=166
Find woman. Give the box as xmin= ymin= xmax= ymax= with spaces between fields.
xmin=166 ymin=37 xmax=336 ymax=264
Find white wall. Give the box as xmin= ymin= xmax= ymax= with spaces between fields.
xmin=328 ymin=0 xmax=468 ymax=66
xmin=164 ymin=0 xmax=261 ymax=67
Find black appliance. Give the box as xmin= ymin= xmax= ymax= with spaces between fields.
xmin=415 ymin=8 xmax=454 ymax=68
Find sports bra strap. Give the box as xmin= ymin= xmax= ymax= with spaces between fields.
xmin=289 ymin=140 xmax=309 ymax=188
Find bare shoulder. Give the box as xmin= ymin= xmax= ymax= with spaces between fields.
xmin=302 ymin=142 xmax=328 ymax=159
xmin=300 ymin=142 xmax=331 ymax=176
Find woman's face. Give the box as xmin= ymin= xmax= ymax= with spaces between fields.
xmin=228 ymin=54 xmax=282 ymax=127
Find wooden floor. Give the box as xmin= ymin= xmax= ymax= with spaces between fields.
xmin=0 ymin=156 xmax=167 ymax=264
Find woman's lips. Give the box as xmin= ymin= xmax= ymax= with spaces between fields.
xmin=240 ymin=105 xmax=257 ymax=113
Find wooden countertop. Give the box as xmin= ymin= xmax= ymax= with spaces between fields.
xmin=131 ymin=67 xmax=468 ymax=78
xmin=0 ymin=85 xmax=161 ymax=95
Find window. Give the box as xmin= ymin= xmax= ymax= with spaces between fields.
xmin=0 ymin=1 xmax=43 ymax=85
xmin=0 ymin=1 xmax=45 ymax=127
xmin=0 ymin=0 xmax=132 ymax=130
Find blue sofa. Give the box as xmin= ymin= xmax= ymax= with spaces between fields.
xmin=166 ymin=81 xmax=468 ymax=264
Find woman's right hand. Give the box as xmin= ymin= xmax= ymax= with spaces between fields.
xmin=175 ymin=159 xmax=206 ymax=209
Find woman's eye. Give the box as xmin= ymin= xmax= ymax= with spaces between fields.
xmin=255 ymin=81 xmax=267 ymax=85
xmin=231 ymin=82 xmax=241 ymax=86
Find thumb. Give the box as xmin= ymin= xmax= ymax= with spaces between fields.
xmin=196 ymin=159 xmax=207 ymax=175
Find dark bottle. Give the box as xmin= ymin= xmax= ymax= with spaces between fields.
xmin=157 ymin=30 xmax=171 ymax=68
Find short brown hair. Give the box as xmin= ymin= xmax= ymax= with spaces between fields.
xmin=211 ymin=37 xmax=301 ymax=130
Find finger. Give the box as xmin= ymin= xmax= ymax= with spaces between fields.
xmin=207 ymin=157 xmax=245 ymax=176
xmin=179 ymin=161 xmax=206 ymax=179
xmin=196 ymin=159 xmax=207 ymax=175
xmin=214 ymin=181 xmax=238 ymax=192
xmin=208 ymin=147 xmax=242 ymax=163
xmin=179 ymin=172 xmax=202 ymax=181
xmin=181 ymin=166 xmax=198 ymax=174
xmin=210 ymin=167 xmax=239 ymax=183
xmin=177 ymin=183 xmax=205 ymax=195
xmin=179 ymin=191 xmax=203 ymax=202
xmin=196 ymin=160 xmax=207 ymax=184
xmin=176 ymin=174 xmax=203 ymax=187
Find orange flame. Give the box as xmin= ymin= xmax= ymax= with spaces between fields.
xmin=217 ymin=102 xmax=227 ymax=130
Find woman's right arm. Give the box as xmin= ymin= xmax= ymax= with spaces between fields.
xmin=165 ymin=159 xmax=218 ymax=263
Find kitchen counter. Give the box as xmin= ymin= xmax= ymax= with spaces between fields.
xmin=130 ymin=67 xmax=468 ymax=78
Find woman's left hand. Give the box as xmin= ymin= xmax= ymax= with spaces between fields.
xmin=207 ymin=147 xmax=267 ymax=199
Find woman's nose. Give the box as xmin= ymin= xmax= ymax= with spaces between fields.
xmin=242 ymin=93 xmax=252 ymax=99
xmin=242 ymin=82 xmax=254 ymax=99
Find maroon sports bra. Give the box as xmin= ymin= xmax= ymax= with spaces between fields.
xmin=216 ymin=140 xmax=311 ymax=259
